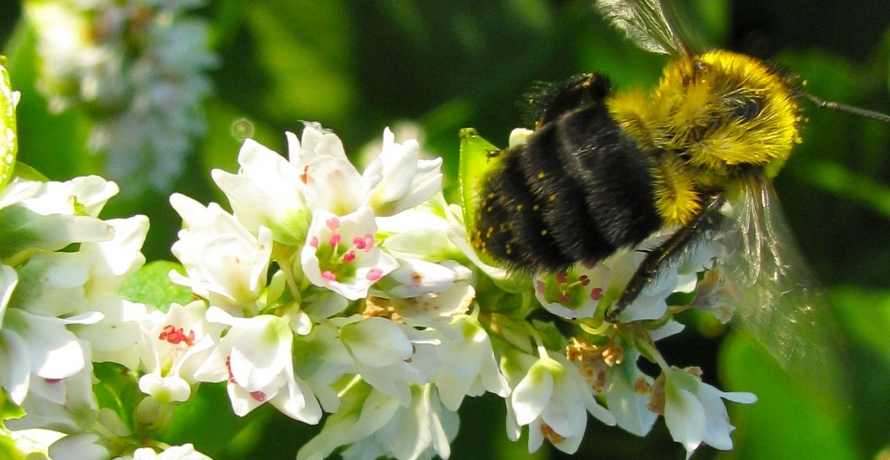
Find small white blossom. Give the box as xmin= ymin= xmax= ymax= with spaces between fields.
xmin=301 ymin=207 xmax=398 ymax=301
xmin=503 ymin=348 xmax=616 ymax=454
xmin=364 ymin=127 xmax=443 ymax=217
xmin=211 ymin=138 xmax=312 ymax=246
xmin=169 ymin=193 xmax=273 ymax=314
xmin=125 ymin=443 xmax=212 ymax=460
xmin=138 ymin=301 xmax=220 ymax=404
xmin=193 ymin=307 xmax=322 ymax=424
xmin=657 ymin=366 xmax=757 ymax=458
xmin=534 ymin=264 xmax=610 ymax=320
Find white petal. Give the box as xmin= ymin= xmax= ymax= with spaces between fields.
xmin=511 ymin=364 xmax=553 ymax=426
xmin=664 ymin=385 xmax=706 ymax=453
xmin=341 ymin=318 xmax=412 ymax=367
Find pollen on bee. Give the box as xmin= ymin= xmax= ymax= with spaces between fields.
xmin=549 ymin=194 xmax=557 ymax=202
xmin=537 ymin=172 xmax=545 ymax=180
xmin=516 ymin=204 xmax=523 ymax=211
xmin=541 ymin=229 xmax=548 ymax=236
xmin=486 ymin=227 xmax=494 ymax=237
xmin=487 ymin=206 xmax=493 ymax=212
xmin=532 ymin=205 xmax=540 ymax=211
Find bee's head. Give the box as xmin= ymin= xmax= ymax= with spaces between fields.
xmin=652 ymin=50 xmax=802 ymax=177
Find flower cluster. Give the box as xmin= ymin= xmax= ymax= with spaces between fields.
xmin=0 ymin=78 xmax=209 ymax=460
xmin=158 ymin=124 xmax=755 ymax=459
xmin=26 ymin=0 xmax=217 ymax=194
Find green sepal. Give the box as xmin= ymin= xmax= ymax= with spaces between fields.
xmin=458 ymin=128 xmax=500 ymax=231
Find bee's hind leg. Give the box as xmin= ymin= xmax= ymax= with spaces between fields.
xmin=605 ymin=193 xmax=726 ymax=322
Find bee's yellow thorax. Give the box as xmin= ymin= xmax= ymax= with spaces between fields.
xmin=607 ymin=50 xmax=802 ymax=226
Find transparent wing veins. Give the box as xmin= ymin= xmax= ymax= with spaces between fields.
xmin=593 ymin=0 xmax=688 ymax=56
xmin=717 ymin=178 xmax=846 ymax=398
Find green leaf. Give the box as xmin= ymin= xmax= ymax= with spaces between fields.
xmin=120 ymin=261 xmax=194 ymax=311
xmin=160 ymin=383 xmax=275 ymax=460
xmin=719 ymin=332 xmax=860 ymax=460
xmin=93 ymin=362 xmax=142 ymax=433
xmin=0 ymin=55 xmax=17 ymax=191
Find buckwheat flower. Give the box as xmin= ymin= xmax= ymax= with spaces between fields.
xmin=298 ymin=382 xmax=458 ymax=460
xmin=602 ymin=350 xmax=658 ymax=437
xmin=211 ymin=138 xmax=312 ymax=246
xmin=380 ymin=259 xmax=475 ymax=326
xmin=377 ymin=207 xmax=461 ymax=262
xmin=301 ymin=207 xmax=398 ymax=301
xmin=138 ymin=301 xmax=221 ymax=404
xmin=652 ymin=366 xmax=756 ymax=458
xmin=502 ymin=347 xmax=616 ymax=454
xmin=340 ymin=384 xmax=458 ymax=460
xmin=430 ymin=313 xmax=510 ymax=411
xmin=603 ymin=245 xmax=680 ymax=322
xmin=125 ymin=443 xmax=212 ymax=460
xmin=288 ymin=126 xmax=368 ymax=216
xmin=6 ymin=341 xmax=98 ymax=433
xmin=193 ymin=307 xmax=322 ymax=424
xmin=338 ymin=316 xmax=425 ymax=407
xmin=364 ymin=127 xmax=443 ymax=217
xmin=534 ymin=264 xmax=610 ymax=320
xmin=169 ymin=193 xmax=273 ymax=314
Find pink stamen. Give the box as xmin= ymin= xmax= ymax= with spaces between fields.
xmin=558 ymin=293 xmax=571 ymax=303
xmin=309 ymin=236 xmax=319 ymax=248
xmin=579 ymin=275 xmax=590 ymax=286
xmin=535 ymin=280 xmax=546 ymax=293
xmin=225 ymin=357 xmax=236 ymax=383
xmin=363 ymin=235 xmax=375 ymax=250
xmin=322 ymin=271 xmax=337 ymax=282
xmin=250 ymin=391 xmax=267 ymax=402
xmin=590 ymin=288 xmax=603 ymax=301
xmin=343 ymin=251 xmax=356 ymax=263
xmin=44 ymin=378 xmax=62 ymax=384
xmin=556 ymin=272 xmax=567 ymax=284
xmin=326 ymin=217 xmax=340 ymax=230
xmin=353 ymin=236 xmax=366 ymax=250
xmin=329 ymin=233 xmax=341 ymax=248
xmin=366 ymin=268 xmax=384 ymax=281
xmin=159 ymin=325 xmax=196 ymax=346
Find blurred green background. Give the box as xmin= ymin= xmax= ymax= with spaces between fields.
xmin=2 ymin=0 xmax=890 ymax=459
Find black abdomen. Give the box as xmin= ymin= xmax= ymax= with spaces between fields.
xmin=472 ymin=78 xmax=662 ymax=272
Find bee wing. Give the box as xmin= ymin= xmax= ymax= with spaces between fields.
xmin=593 ymin=0 xmax=693 ymax=56
xmin=718 ymin=177 xmax=845 ymax=398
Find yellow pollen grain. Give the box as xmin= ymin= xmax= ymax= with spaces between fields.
xmin=541 ymin=229 xmax=548 ymax=236
xmin=549 ymin=194 xmax=557 ymax=202
xmin=516 ymin=204 xmax=523 ymax=211
xmin=537 ymin=172 xmax=545 ymax=179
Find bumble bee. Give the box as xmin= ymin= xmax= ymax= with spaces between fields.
xmin=467 ymin=0 xmax=889 ymax=387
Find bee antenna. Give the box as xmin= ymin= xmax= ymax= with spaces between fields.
xmin=801 ymin=92 xmax=890 ymax=123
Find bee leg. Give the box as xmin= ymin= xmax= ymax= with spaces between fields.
xmin=605 ymin=193 xmax=726 ymax=322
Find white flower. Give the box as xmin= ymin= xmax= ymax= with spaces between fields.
xmin=301 ymin=207 xmax=398 ymax=301
xmin=298 ymin=382 xmax=458 ymax=460
xmin=338 ymin=316 xmax=425 ymax=406
xmin=193 ymin=307 xmax=322 ymax=424
xmin=5 ymin=341 xmax=98 ymax=433
xmin=126 ymin=443 xmax=212 ymax=460
xmin=534 ymin=264 xmax=610 ymax=320
xmin=211 ymin=138 xmax=312 ymax=246
xmin=289 ymin=126 xmax=368 ymax=215
xmin=377 ymin=206 xmax=460 ymax=262
xmin=603 ymin=245 xmax=680 ymax=322
xmin=341 ymin=385 xmax=458 ymax=460
xmin=602 ymin=351 xmax=658 ymax=437
xmin=656 ymin=366 xmax=757 ymax=458
xmin=169 ymin=193 xmax=272 ymax=314
xmin=364 ymin=128 xmax=443 ymax=217
xmin=383 ymin=259 xmax=475 ymax=325
xmin=138 ymin=301 xmax=220 ymax=403
xmin=430 ymin=314 xmax=510 ymax=411
xmin=502 ymin=348 xmax=616 ymax=454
